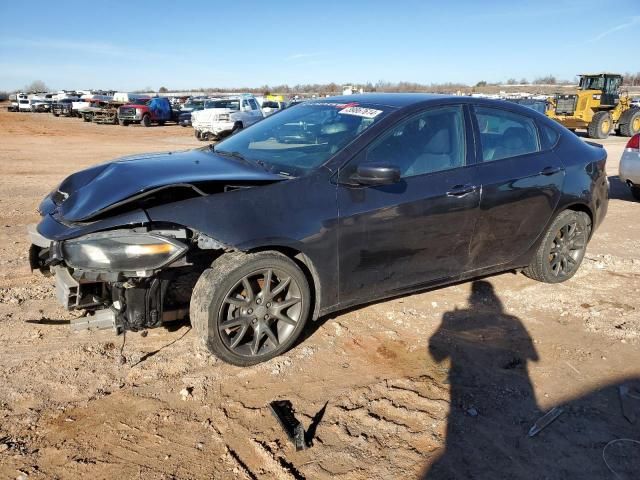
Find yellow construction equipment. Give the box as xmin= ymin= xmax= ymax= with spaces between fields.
xmin=546 ymin=73 xmax=640 ymax=139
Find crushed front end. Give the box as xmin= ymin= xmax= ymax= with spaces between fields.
xmin=28 ymin=221 xmax=208 ymax=334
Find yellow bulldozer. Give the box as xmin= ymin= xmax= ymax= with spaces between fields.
xmin=546 ymin=73 xmax=640 ymax=139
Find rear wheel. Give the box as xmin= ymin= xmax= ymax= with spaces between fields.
xmin=619 ymin=108 xmax=640 ymax=137
xmin=587 ymin=111 xmax=612 ymax=139
xmin=190 ymin=251 xmax=311 ymax=366
xmin=523 ymin=210 xmax=590 ymax=283
xmin=119 ymin=119 xmax=129 ymax=126
xmin=141 ymin=114 xmax=151 ymax=127
xmin=194 ymin=129 xmax=201 ymax=139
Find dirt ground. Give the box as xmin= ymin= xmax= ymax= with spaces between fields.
xmin=0 ymin=106 xmax=639 ymax=480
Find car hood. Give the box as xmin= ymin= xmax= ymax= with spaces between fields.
xmin=48 ymin=148 xmax=284 ymax=222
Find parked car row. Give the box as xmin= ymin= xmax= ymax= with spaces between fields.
xmin=7 ymin=91 xmax=296 ymax=131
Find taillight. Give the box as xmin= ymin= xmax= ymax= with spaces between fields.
xmin=626 ymin=134 xmax=640 ymax=151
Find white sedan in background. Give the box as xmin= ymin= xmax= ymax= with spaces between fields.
xmin=620 ymin=133 xmax=640 ymax=200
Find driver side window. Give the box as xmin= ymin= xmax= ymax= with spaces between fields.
xmin=361 ymin=106 xmax=466 ymax=179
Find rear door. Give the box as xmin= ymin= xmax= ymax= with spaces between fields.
xmin=468 ymin=105 xmax=565 ymax=270
xmin=337 ymin=105 xmax=480 ymax=304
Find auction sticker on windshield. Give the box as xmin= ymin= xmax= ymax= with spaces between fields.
xmin=339 ymin=106 xmax=383 ymax=118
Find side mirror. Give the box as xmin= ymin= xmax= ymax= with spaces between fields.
xmin=351 ymin=164 xmax=401 ymax=186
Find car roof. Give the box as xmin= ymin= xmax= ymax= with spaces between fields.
xmin=321 ymin=93 xmax=446 ymax=108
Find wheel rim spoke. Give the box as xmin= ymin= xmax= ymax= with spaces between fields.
xmin=271 ymin=276 xmax=291 ymax=298
xmin=230 ymin=324 xmax=250 ymax=349
xmin=263 ymin=269 xmax=273 ymax=297
xmin=263 ymin=324 xmax=279 ymax=346
xmin=224 ymin=296 xmax=248 ymax=307
xmin=275 ymin=297 xmax=301 ymax=311
xmin=242 ymin=278 xmax=255 ymax=302
xmin=251 ymin=329 xmax=264 ymax=355
xmin=273 ymin=312 xmax=297 ymax=326
xmin=219 ymin=316 xmax=249 ymax=331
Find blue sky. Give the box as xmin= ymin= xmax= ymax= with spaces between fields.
xmin=0 ymin=0 xmax=638 ymax=91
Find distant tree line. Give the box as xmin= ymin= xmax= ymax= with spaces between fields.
xmin=3 ymin=73 xmax=639 ymax=100
xmin=623 ymin=72 xmax=640 ymax=86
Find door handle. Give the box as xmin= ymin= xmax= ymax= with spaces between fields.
xmin=540 ymin=166 xmax=563 ymax=176
xmin=446 ymin=184 xmax=478 ymax=197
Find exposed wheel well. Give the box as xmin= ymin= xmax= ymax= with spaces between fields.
xmin=248 ymin=246 xmax=321 ymax=320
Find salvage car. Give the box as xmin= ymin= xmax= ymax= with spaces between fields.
xmin=620 ymin=133 xmax=640 ymax=200
xmin=29 ymin=94 xmax=609 ymax=366
xmin=30 ymin=99 xmax=52 ymax=113
xmin=51 ymin=98 xmax=76 ymax=117
xmin=118 ymin=96 xmax=173 ymax=127
xmin=261 ymin=100 xmax=286 ymax=116
xmin=192 ymin=94 xmax=263 ymax=140
xmin=178 ymin=98 xmax=206 ymax=127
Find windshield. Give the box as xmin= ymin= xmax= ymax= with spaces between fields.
xmin=205 ymin=99 xmax=240 ymax=110
xmin=213 ymin=101 xmax=391 ymax=176
xmin=184 ymin=101 xmax=204 ymax=109
xmin=579 ymin=76 xmax=605 ymax=90
xmin=262 ymin=101 xmax=280 ymax=108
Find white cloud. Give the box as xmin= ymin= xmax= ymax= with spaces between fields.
xmin=287 ymin=52 xmax=324 ymax=61
xmin=0 ymin=37 xmax=167 ymax=59
xmin=590 ymin=15 xmax=640 ymax=42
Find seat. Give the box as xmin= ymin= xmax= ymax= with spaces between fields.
xmin=406 ymin=127 xmax=454 ymax=176
xmin=492 ymin=127 xmax=534 ymax=161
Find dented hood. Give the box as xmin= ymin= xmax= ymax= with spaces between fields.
xmin=50 ymin=148 xmax=283 ymax=222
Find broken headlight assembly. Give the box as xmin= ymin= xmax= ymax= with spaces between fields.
xmin=62 ymin=231 xmax=187 ymax=272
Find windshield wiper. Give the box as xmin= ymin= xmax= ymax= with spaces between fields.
xmin=213 ymin=148 xmax=251 ymax=162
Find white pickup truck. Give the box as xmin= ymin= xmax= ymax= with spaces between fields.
xmin=192 ymin=94 xmax=263 ymax=141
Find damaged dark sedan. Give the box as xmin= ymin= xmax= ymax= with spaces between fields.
xmin=29 ymin=94 xmax=609 ymax=366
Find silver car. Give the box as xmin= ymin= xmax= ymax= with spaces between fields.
xmin=620 ymin=133 xmax=640 ymax=200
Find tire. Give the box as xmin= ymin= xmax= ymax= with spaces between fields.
xmin=190 ymin=251 xmax=311 ymax=366
xmin=83 ymin=114 xmax=92 ymax=122
xmin=119 ymin=119 xmax=129 ymax=126
xmin=141 ymin=114 xmax=151 ymax=127
xmin=631 ymin=186 xmax=640 ymax=201
xmin=158 ymin=120 xmax=165 ymax=126
xmin=53 ymin=113 xmax=59 ymax=117
xmin=523 ymin=210 xmax=590 ymax=283
xmin=618 ymin=108 xmax=640 ymax=137
xmin=587 ymin=111 xmax=612 ymax=139
xmin=194 ymin=129 xmax=201 ymax=139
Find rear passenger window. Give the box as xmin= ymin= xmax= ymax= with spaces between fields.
xmin=540 ymin=123 xmax=560 ymax=148
xmin=475 ymin=107 xmax=540 ymax=162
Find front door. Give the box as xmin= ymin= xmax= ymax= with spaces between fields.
xmin=337 ymin=105 xmax=480 ymax=305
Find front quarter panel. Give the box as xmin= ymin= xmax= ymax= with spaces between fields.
xmin=145 ymin=169 xmax=340 ymax=311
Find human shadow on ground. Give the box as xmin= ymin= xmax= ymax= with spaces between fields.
xmin=422 ymin=280 xmax=640 ymax=480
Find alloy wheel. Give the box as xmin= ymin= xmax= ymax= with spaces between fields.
xmin=548 ymin=221 xmax=587 ymax=278
xmin=218 ymin=268 xmax=302 ymax=358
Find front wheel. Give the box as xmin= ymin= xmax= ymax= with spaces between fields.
xmin=523 ymin=210 xmax=590 ymax=283
xmin=631 ymin=186 xmax=640 ymax=201
xmin=190 ymin=251 xmax=311 ymax=366
xmin=587 ymin=111 xmax=612 ymax=139
xmin=141 ymin=114 xmax=151 ymax=127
